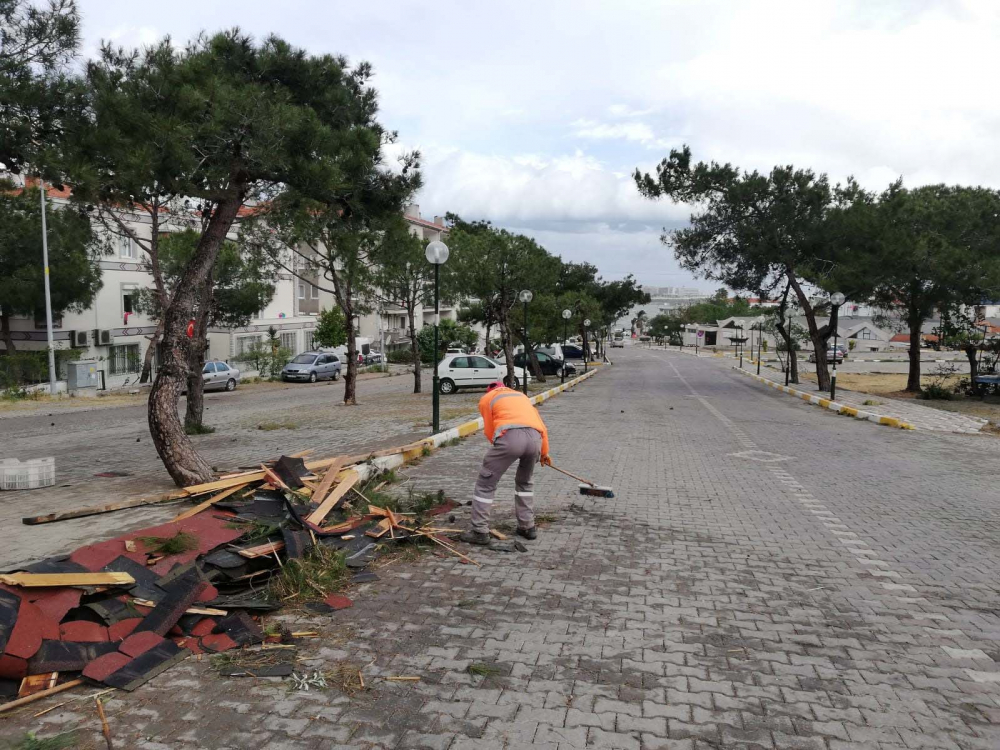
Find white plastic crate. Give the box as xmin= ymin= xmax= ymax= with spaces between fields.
xmin=0 ymin=457 xmax=56 ymax=490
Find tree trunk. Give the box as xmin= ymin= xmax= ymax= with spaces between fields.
xmin=963 ymin=344 xmax=980 ymax=397
xmin=775 ymin=279 xmax=799 ymax=384
xmin=148 ymin=194 xmax=244 ymax=487
xmin=184 ymin=295 xmax=211 ymax=431
xmin=408 ymin=306 xmax=420 ymax=394
xmin=344 ymin=308 xmax=358 ymax=405
xmin=0 ymin=312 xmax=15 ymax=353
xmin=904 ymin=307 xmax=924 ymax=393
xmin=500 ymin=317 xmax=517 ymax=388
xmin=787 ymin=273 xmax=830 ymax=390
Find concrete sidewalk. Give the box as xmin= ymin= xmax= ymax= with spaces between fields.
xmin=741 ymin=362 xmax=987 ymax=434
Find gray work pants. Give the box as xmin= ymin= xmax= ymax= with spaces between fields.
xmin=471 ymin=427 xmax=541 ymax=534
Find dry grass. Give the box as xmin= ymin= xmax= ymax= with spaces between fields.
xmin=798 ymin=371 xmax=965 ymax=395
xmin=799 ymin=371 xmax=1000 ymax=428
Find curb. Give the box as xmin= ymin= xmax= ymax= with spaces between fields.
xmin=357 ymin=368 xmax=602 ymax=478
xmin=732 ymin=366 xmax=916 ymax=431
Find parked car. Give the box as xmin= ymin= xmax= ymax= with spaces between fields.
xmin=202 ymin=360 xmax=241 ymax=392
xmin=437 ymin=354 xmax=530 ymax=394
xmin=561 ymin=344 xmax=585 ymax=359
xmin=808 ymin=346 xmax=847 ymax=364
xmin=281 ymin=352 xmax=342 ymax=382
xmin=364 ymin=352 xmax=383 ymax=365
xmin=513 ymin=351 xmax=576 ymax=378
xmin=610 ymin=339 xmax=624 ymax=348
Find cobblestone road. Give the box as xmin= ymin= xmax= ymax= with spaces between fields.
xmin=4 ymin=346 xmax=1000 ymax=749
xmin=0 ymin=370 xmax=542 ymax=568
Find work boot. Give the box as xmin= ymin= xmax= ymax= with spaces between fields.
xmin=516 ymin=526 xmax=537 ymax=540
xmin=459 ymin=530 xmax=492 ymax=546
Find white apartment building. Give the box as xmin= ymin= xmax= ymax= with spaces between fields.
xmin=2 ymin=180 xmax=456 ymax=388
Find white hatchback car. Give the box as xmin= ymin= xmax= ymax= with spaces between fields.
xmin=437 ymin=354 xmax=530 ymax=394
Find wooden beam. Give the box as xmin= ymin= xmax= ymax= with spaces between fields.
xmin=21 ymin=491 xmax=187 ymax=526
xmin=305 ymin=469 xmax=360 ymax=525
xmin=237 ymin=540 xmax=284 ymax=559
xmin=309 ymin=456 xmax=347 ymax=508
xmin=131 ymin=599 xmax=226 ymax=616
xmin=171 ymin=483 xmax=249 ymax=523
xmin=0 ymin=572 xmax=135 ymax=588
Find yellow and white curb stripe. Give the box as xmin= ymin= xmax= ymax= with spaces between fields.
xmin=732 ymin=366 xmax=915 ymax=431
xmin=358 ymin=369 xmax=601 ymax=479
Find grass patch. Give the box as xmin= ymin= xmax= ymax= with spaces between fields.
xmin=270 ymin=544 xmax=348 ymax=603
xmin=468 ymin=663 xmax=502 ymax=678
xmin=535 ymin=514 xmax=560 ymax=526
xmin=421 ymin=445 xmax=432 ymax=457
xmin=457 ymin=599 xmax=476 ymax=609
xmin=8 ymin=733 xmax=77 ymax=750
xmin=185 ymin=423 xmax=216 ymax=435
xmin=325 ymin=659 xmax=367 ymax=695
xmin=136 ymin=530 xmax=198 ymax=555
xmin=257 ymin=420 xmax=299 ymax=431
xmin=862 ymin=399 xmax=881 ymax=406
xmin=443 ymin=437 xmax=462 ymax=447
xmin=227 ymin=519 xmax=282 ymax=544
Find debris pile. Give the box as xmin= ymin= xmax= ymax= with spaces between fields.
xmin=0 ymin=451 xmax=460 ymax=711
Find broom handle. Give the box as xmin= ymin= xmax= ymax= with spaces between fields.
xmin=546 ymin=462 xmax=594 ymax=487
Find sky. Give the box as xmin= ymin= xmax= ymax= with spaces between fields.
xmin=76 ymin=0 xmax=1000 ymax=292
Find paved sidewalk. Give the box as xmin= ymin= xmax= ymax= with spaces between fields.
xmin=741 ymin=362 xmax=987 ymax=434
xmin=4 ymin=348 xmax=1000 ymax=749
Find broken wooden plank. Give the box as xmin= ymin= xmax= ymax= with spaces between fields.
xmin=261 ymin=464 xmax=289 ymax=491
xmin=365 ymin=518 xmax=393 ymax=539
xmin=489 ymin=529 xmax=509 ymax=541
xmin=21 ymin=492 xmax=187 ymax=526
xmin=0 ymin=678 xmax=84 ymax=715
xmin=310 ymin=456 xmax=347 ymax=508
xmin=171 ymin=483 xmax=249 ymax=523
xmin=306 ymin=468 xmax=360 ymax=525
xmin=131 ymin=599 xmax=227 ymax=617
xmin=237 ymin=541 xmax=284 ymax=559
xmin=18 ymin=672 xmax=59 ymax=698
xmin=0 ymin=572 xmax=135 ymax=588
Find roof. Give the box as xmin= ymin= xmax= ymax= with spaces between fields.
xmin=889 ymin=333 xmax=910 ymax=343
xmin=406 ymin=215 xmax=445 ymax=231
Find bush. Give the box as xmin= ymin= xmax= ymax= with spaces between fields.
xmin=233 ymin=341 xmax=291 ymax=380
xmin=0 ymin=349 xmax=82 ymax=389
xmin=918 ymin=382 xmax=954 ymax=400
xmin=388 ymin=349 xmax=416 ymax=364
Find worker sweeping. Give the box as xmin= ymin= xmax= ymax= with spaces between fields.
xmin=460 ymin=381 xmax=551 ymax=545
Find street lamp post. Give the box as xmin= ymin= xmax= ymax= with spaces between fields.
xmin=583 ymin=318 xmax=591 ymax=373
xmin=756 ymin=322 xmax=762 ymax=375
xmin=39 ymin=180 xmax=58 ymax=395
xmin=561 ymin=308 xmax=572 ymax=384
xmin=426 ymin=240 xmax=450 ymax=433
xmin=829 ymin=292 xmax=845 ymax=401
xmin=739 ymin=325 xmax=744 ymax=368
xmin=519 ymin=290 xmax=532 ymax=395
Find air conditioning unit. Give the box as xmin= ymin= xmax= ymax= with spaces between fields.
xmin=93 ymin=329 xmax=114 ymax=346
xmin=71 ymin=330 xmax=91 ymax=348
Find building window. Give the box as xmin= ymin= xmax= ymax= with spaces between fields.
xmin=108 ymin=343 xmax=141 ymax=375
xmin=121 ymin=284 xmax=138 ymax=316
xmin=119 ymin=235 xmax=135 ymax=259
xmin=236 ymin=334 xmax=262 ymax=356
xmin=34 ymin=309 xmax=62 ymax=329
xmin=280 ymin=331 xmax=297 ymax=353
xmin=311 ymin=284 xmax=319 ymax=299
xmin=298 ymin=282 xmax=306 ymax=300
xmin=861 ymin=329 xmax=872 ymax=340
xmin=304 ymin=330 xmax=316 ymax=351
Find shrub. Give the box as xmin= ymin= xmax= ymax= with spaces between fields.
xmin=387 ymin=349 xmax=416 ymax=364
xmin=918 ymin=382 xmax=953 ymax=400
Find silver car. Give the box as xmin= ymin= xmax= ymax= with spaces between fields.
xmin=202 ymin=360 xmax=241 ymax=391
xmin=281 ymin=352 xmax=342 ymax=383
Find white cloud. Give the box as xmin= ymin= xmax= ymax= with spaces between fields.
xmin=408 ymin=144 xmax=688 ymax=225
xmin=571 ymin=119 xmax=669 ymax=149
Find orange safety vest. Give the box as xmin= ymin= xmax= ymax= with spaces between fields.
xmin=478 ymin=387 xmax=549 ymax=458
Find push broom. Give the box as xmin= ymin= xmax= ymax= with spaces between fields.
xmin=546 ymin=462 xmax=615 ymax=498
